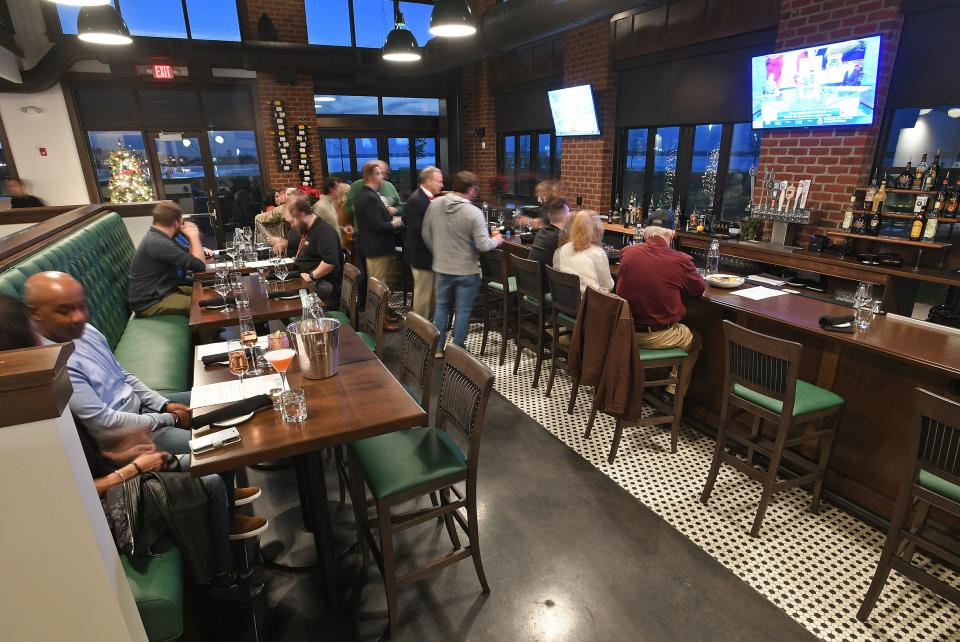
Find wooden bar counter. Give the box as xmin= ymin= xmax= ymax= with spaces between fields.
xmin=683 ymin=283 xmax=960 ymax=524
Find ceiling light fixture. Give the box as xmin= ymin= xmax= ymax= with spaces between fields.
xmin=948 ymin=108 xmax=960 ymax=119
xmin=918 ymin=108 xmax=933 ymax=116
xmin=429 ymin=0 xmax=476 ymax=38
xmin=383 ymin=0 xmax=421 ymax=62
xmin=315 ymin=96 xmax=337 ymax=102
xmin=77 ymin=5 xmax=132 ymax=45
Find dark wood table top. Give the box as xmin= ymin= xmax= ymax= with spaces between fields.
xmin=188 ymin=274 xmax=306 ymax=330
xmin=188 ymin=324 xmax=424 ymax=476
xmin=702 ymin=284 xmax=960 ymax=376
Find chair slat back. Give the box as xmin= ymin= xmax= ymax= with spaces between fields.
xmin=916 ymin=388 xmax=960 ymax=485
xmin=480 ymin=249 xmax=507 ymax=286
xmin=360 ymin=276 xmax=389 ymax=357
xmin=436 ymin=344 xmax=495 ymax=463
xmin=722 ymin=320 xmax=801 ymax=409
xmin=511 ymin=256 xmax=543 ymax=303
xmin=340 ymin=262 xmax=361 ymax=327
xmin=398 ymin=312 xmax=440 ymax=410
xmin=545 ymin=266 xmax=580 ymax=318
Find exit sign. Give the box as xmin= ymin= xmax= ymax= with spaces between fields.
xmin=152 ymin=64 xmax=175 ymax=80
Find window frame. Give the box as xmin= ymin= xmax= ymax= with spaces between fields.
xmin=46 ymin=0 xmax=244 ymax=42
xmin=318 ymin=131 xmax=441 ymax=197
xmin=497 ymin=129 xmax=562 ymax=199
xmin=306 ymin=0 xmax=436 ymax=49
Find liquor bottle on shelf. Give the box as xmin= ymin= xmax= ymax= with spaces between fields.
xmin=923 ymin=208 xmax=939 ymax=241
xmin=841 ymin=196 xmax=856 ymax=231
xmin=852 ymin=202 xmax=868 ymax=234
xmin=868 ymin=204 xmax=883 ymax=236
xmin=913 ymin=152 xmax=929 ymax=189
xmin=923 ymin=149 xmax=941 ymax=191
xmin=947 ymin=180 xmax=960 ymax=216
xmin=932 ymin=188 xmax=946 ymax=216
xmin=874 ymin=183 xmax=887 ymax=214
xmin=864 ymin=183 xmax=876 ymax=211
xmin=869 ymin=167 xmax=881 ymax=188
xmin=897 ymin=159 xmax=914 ymax=189
xmin=910 ymin=209 xmax=926 ymax=241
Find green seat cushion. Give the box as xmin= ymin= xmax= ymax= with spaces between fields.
xmin=917 ymin=470 xmax=960 ymax=503
xmin=352 ymin=426 xmax=467 ymax=499
xmin=121 ymin=538 xmax=183 ymax=642
xmin=327 ymin=311 xmax=350 ymax=326
xmin=357 ymin=331 xmax=376 ymax=352
xmin=732 ymin=379 xmax=844 ymax=417
xmin=522 ymin=293 xmax=551 ymax=307
xmin=114 ymin=315 xmax=191 ymax=394
xmin=639 ymin=347 xmax=688 ymax=361
xmin=557 ymin=311 xmax=578 ymax=326
xmin=488 ymin=277 xmax=517 ymax=293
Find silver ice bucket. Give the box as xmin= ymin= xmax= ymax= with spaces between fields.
xmin=287 ymin=318 xmax=340 ymax=379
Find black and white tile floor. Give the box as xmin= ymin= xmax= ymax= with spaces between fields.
xmin=450 ymin=323 xmax=960 ymax=642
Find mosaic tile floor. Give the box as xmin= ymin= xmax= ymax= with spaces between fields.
xmin=451 ymin=322 xmax=960 ymax=642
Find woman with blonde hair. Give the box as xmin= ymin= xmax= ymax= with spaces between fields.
xmin=552 ymin=210 xmax=614 ymax=293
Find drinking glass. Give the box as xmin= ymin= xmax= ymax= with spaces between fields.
xmin=225 ymin=241 xmax=238 ymax=265
xmin=855 ymin=299 xmax=877 ymax=331
xmin=234 ymin=287 xmax=250 ymax=309
xmin=213 ymin=277 xmax=233 ymax=312
xmin=281 ymin=388 xmax=307 ymax=423
xmin=853 ymin=281 xmax=873 ymax=308
xmin=273 ymin=257 xmax=290 ymax=287
xmin=238 ymin=314 xmax=263 ymax=375
xmin=227 ymin=340 xmax=249 ymax=397
xmin=214 ymin=262 xmax=230 ymax=282
xmin=265 ymin=332 xmax=296 ymax=391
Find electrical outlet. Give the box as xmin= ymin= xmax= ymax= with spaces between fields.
xmin=481 ymin=142 xmax=486 ymax=149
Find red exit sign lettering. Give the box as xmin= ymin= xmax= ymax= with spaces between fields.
xmin=152 ymin=64 xmax=175 ymax=80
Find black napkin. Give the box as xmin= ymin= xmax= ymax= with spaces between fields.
xmin=201 ymin=352 xmax=230 ymax=366
xmin=191 ymin=394 xmax=272 ymax=429
xmin=268 ymin=290 xmax=299 ymax=300
xmin=819 ymin=315 xmax=855 ymax=334
xmin=199 ymin=296 xmax=236 ymax=308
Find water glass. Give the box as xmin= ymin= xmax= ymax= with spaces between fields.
xmin=281 ymin=388 xmax=307 ymax=422
xmin=854 ymin=299 xmax=877 ymax=331
xmin=268 ymin=387 xmax=283 ymax=412
xmin=234 ymin=287 xmax=250 ymax=309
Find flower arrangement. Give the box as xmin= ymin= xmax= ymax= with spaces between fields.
xmin=488 ymin=176 xmax=508 ymax=199
xmin=299 ymin=184 xmax=321 ymax=205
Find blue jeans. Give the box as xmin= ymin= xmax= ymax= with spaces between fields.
xmin=433 ymin=273 xmax=481 ymax=351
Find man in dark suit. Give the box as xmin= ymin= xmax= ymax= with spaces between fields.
xmin=403 ymin=166 xmax=443 ymax=318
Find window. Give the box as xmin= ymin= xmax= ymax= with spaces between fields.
xmin=315 ymin=95 xmax=380 ymax=115
xmin=388 ymin=137 xmax=412 ymax=194
xmin=414 ymin=137 xmax=437 ymax=174
xmin=382 ymin=97 xmax=440 ymax=116
xmin=58 ymin=0 xmax=240 ymax=41
xmin=306 ymin=0 xmax=434 ymax=48
xmin=498 ymin=130 xmax=561 ymax=199
xmin=882 ymin=106 xmax=960 ymax=176
xmin=86 ymin=131 xmax=153 ymax=202
xmin=207 ymin=131 xmax=263 ymax=228
xmin=353 ymin=0 xmax=393 ymax=48
xmin=306 ymin=0 xmax=352 ymax=46
xmin=320 ymin=133 xmax=440 ymax=195
xmin=615 ymin=123 xmax=762 ymax=221
xmin=325 ymin=138 xmax=351 ymax=180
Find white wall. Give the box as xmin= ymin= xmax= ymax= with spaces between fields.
xmin=0 ymin=84 xmax=90 ymax=206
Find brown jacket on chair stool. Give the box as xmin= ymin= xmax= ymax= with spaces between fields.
xmin=568 ymin=286 xmax=645 ymax=420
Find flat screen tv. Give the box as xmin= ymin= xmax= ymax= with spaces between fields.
xmin=548 ymin=85 xmax=600 ymax=136
xmin=751 ymin=35 xmax=881 ymax=130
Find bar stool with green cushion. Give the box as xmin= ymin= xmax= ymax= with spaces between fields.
xmin=121 ymin=538 xmax=183 ymax=642
xmin=479 ymin=249 xmax=518 ymax=366
xmin=700 ymin=320 xmax=843 ymax=537
xmin=543 ymin=266 xmax=582 ymax=407
xmin=357 ymin=276 xmax=389 ymax=358
xmin=396 ymin=311 xmax=440 ymax=410
xmin=327 ymin=262 xmax=360 ymax=328
xmin=511 ymin=256 xmax=552 ymax=387
xmin=348 ymin=345 xmax=495 ymax=639
xmin=858 ymin=388 xmax=960 ymax=621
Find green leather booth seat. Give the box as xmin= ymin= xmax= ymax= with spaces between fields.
xmin=0 ymin=212 xmax=190 ymax=393
xmin=121 ymin=538 xmax=184 ymax=642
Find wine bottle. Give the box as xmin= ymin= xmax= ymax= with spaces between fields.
xmin=841 ymin=196 xmax=855 ymax=231
xmin=923 ymin=209 xmax=939 ymax=241
xmin=932 ymin=188 xmax=946 ymax=216
xmin=852 ymin=202 xmax=868 ymax=234
xmin=913 ymin=153 xmax=929 ymax=189
xmin=910 ymin=210 xmax=926 ymax=241
xmin=947 ymin=180 xmax=960 ymax=216
xmin=923 ymin=149 xmax=941 ymax=191
xmin=897 ymin=159 xmax=914 ymax=189
xmin=868 ymin=206 xmax=883 ymax=236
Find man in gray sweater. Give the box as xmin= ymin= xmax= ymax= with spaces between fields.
xmin=423 ymin=171 xmax=504 ymax=355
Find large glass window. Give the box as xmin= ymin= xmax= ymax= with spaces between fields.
xmin=399 ymin=1 xmax=433 ymax=47
xmin=185 ymin=0 xmax=241 ymax=41
xmin=722 ymin=123 xmax=762 ymax=220
xmin=388 ymin=137 xmax=412 ymax=194
xmin=314 ymin=95 xmax=380 ymax=115
xmin=122 ymin=0 xmax=187 ymax=38
xmin=325 ymin=138 xmax=351 ymax=180
xmin=498 ymin=130 xmax=561 ymax=199
xmin=414 ymin=137 xmax=437 ymax=174
xmin=320 ymin=133 xmax=440 ymax=194
xmin=87 ymin=131 xmax=153 ymax=202
xmin=352 ymin=0 xmax=393 ymax=48
xmin=207 ymin=131 xmax=263 ymax=228
xmin=382 ymin=97 xmax=440 ymax=116
xmin=621 ymin=128 xmax=647 ymax=207
xmin=882 ymin=106 xmax=960 ymax=177
xmin=58 ymin=0 xmax=240 ymax=41
xmin=651 ymin=127 xmax=680 ymax=209
xmin=306 ymin=0 xmax=353 ymax=46
xmin=354 ymin=137 xmax=379 ymax=173
xmin=684 ymin=124 xmax=723 ymax=216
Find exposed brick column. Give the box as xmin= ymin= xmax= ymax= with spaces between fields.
xmin=559 ymin=21 xmax=616 ymax=213
xmin=244 ymin=0 xmax=307 ymax=43
xmin=758 ymin=0 xmax=903 ymax=244
xmin=460 ymin=0 xmax=498 ymax=197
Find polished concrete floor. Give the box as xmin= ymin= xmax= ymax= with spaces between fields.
xmin=245 ymin=332 xmax=817 ymax=641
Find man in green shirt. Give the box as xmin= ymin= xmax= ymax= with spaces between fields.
xmin=343 ymin=160 xmax=403 ymax=224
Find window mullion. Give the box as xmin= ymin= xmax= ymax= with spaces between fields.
xmin=180 ymin=0 xmax=192 ymax=39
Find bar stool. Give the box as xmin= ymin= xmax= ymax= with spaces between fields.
xmin=700 ymin=320 xmax=844 ymax=537
xmin=858 ymin=388 xmax=960 ymax=621
xmin=348 ymin=345 xmax=495 ymax=639
xmin=396 ymin=311 xmax=441 ymax=409
xmin=511 ymin=256 xmax=551 ymax=387
xmin=543 ymin=266 xmax=581 ymax=407
xmin=327 ymin=262 xmax=360 ymax=328
xmin=357 ymin=276 xmax=389 ymax=358
xmin=479 ymin=249 xmax=517 ymax=366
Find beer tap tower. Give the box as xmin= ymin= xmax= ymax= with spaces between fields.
xmin=747 ymin=166 xmax=813 ymax=247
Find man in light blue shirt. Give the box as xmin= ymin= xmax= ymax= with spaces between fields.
xmin=25 ymin=272 xmax=192 ymax=455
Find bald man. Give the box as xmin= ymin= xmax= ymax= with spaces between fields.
xmin=25 ymin=271 xmax=193 ymax=455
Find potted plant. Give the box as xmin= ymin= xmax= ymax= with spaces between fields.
xmin=739 ymin=216 xmax=764 ymax=242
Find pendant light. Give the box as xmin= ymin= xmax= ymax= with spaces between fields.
xmin=382 ymin=0 xmax=421 ymax=62
xmin=429 ymin=0 xmax=476 ymax=38
xmin=77 ymin=5 xmax=132 ymax=45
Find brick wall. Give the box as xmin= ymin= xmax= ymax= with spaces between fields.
xmin=461 ymin=0 xmax=498 ymax=197
xmin=560 ymin=21 xmax=616 ymax=213
xmin=244 ymin=0 xmax=307 ymax=43
xmin=758 ymin=0 xmax=903 ymax=244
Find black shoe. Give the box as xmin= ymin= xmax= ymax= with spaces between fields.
xmin=206 ymin=574 xmax=266 ymax=606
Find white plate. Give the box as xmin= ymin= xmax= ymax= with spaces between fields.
xmin=203 ymin=302 xmax=229 ymax=310
xmin=706 ymin=274 xmax=746 ymax=289
xmin=212 ymin=410 xmax=255 ymax=428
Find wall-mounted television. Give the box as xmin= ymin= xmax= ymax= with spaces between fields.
xmin=548 ymin=85 xmax=600 ymax=136
xmin=751 ymin=35 xmax=882 ymax=130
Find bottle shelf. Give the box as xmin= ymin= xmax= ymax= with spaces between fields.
xmin=854 ymin=187 xmax=939 ymax=196
xmin=876 ymin=212 xmax=959 ymax=223
xmin=826 ymin=231 xmax=951 ymax=249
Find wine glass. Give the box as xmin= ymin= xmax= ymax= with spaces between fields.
xmin=225 ymin=241 xmax=238 ymax=267
xmin=273 ymin=257 xmax=290 ymax=287
xmin=238 ymin=314 xmax=263 ymax=376
xmin=227 ymin=340 xmax=249 ymax=397
xmin=213 ymin=277 xmax=233 ymax=312
xmin=265 ymin=331 xmax=296 ymax=391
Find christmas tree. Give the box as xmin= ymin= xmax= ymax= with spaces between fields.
xmin=107 ymin=148 xmax=153 ymax=202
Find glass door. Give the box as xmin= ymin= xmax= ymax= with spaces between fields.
xmin=206 ymin=130 xmax=264 ymax=235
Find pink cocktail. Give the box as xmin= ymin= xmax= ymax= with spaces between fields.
xmin=265 ymin=347 xmax=296 ymax=390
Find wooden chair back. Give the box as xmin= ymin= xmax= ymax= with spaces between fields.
xmin=511 ymin=256 xmax=544 ymax=306
xmin=435 ymin=344 xmax=495 ymax=474
xmin=913 ymin=388 xmax=960 ymax=490
xmin=721 ymin=320 xmax=802 ymax=416
xmin=360 ymin=276 xmax=389 ymax=357
xmin=340 ymin=262 xmax=361 ymax=328
xmin=544 ymin=266 xmax=581 ymax=320
xmin=398 ymin=312 xmax=441 ymax=410
xmin=479 ymin=249 xmax=508 ymax=288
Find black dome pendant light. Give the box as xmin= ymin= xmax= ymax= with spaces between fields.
xmin=429 ymin=0 xmax=475 ymax=38
xmin=382 ymin=0 xmax=421 ymax=62
xmin=77 ymin=4 xmax=132 ymax=45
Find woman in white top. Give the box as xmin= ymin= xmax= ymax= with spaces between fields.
xmin=552 ymin=210 xmax=614 ymax=293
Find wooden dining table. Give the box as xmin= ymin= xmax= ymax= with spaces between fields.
xmin=189 ymin=322 xmax=427 ymax=604
xmin=188 ymin=274 xmax=306 ymax=331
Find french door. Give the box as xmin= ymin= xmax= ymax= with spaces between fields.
xmin=320 ymin=133 xmax=439 ymax=199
